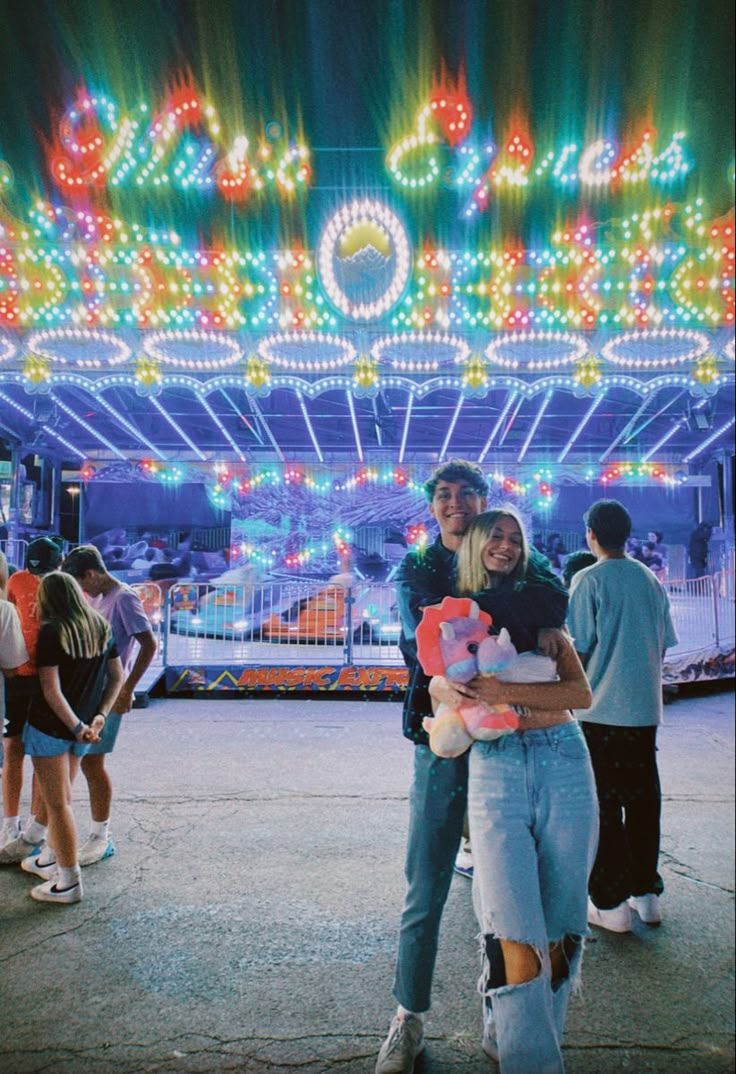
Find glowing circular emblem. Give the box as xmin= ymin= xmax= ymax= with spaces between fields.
xmin=143 ymin=330 xmax=243 ymax=370
xmin=601 ymin=328 xmax=709 ymax=369
xmin=486 ymin=331 xmax=587 ymax=371
xmin=317 ymin=199 xmax=411 ymax=321
xmin=27 ymin=328 xmax=132 ymax=368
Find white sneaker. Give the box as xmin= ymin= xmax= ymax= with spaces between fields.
xmin=375 ymin=1014 xmax=425 ymax=1074
xmin=21 ymin=852 xmax=57 ymax=881
xmin=628 ymin=894 xmax=662 ymax=925
xmin=454 ymin=847 xmax=474 ymax=879
xmin=0 ymin=834 xmax=44 ymax=865
xmin=30 ymin=878 xmax=83 ymax=904
xmin=587 ymin=897 xmax=633 ymax=933
xmin=78 ymin=835 xmax=115 ymax=867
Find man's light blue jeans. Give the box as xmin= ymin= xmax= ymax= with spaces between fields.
xmin=469 ymin=723 xmax=598 ymax=1074
xmin=392 ymin=745 xmax=467 ymax=1013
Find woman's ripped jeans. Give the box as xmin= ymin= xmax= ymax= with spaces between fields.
xmin=468 ymin=723 xmax=598 ymax=1074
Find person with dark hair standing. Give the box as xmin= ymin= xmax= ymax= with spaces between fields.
xmin=561 ymin=551 xmax=597 ymax=588
xmin=375 ymin=461 xmax=568 ymax=1074
xmin=20 ymin=572 xmax=122 ymax=904
xmin=639 ymin=541 xmax=665 ymax=578
xmin=568 ymin=500 xmax=678 ymax=932
xmin=687 ymin=522 xmax=713 ymax=578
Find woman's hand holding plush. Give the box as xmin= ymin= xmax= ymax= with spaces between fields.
xmin=429 ymin=674 xmax=478 ymax=708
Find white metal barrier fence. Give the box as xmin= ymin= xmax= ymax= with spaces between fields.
xmin=155 ymin=573 xmax=733 ymax=666
xmin=663 ymin=571 xmax=735 ymax=651
xmin=160 ymin=579 xmax=402 ymax=665
xmin=0 ymin=539 xmax=29 ymax=569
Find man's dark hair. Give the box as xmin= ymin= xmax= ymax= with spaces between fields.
xmin=562 ymin=550 xmax=598 ymax=587
xmin=584 ymin=499 xmax=632 ymax=551
xmin=423 ymin=458 xmax=489 ymax=503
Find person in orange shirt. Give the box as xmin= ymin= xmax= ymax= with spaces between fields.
xmin=0 ymin=537 xmax=62 ymax=863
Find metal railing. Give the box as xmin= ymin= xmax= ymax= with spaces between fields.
xmin=160 ymin=579 xmax=402 ymax=666
xmin=130 ymin=581 xmax=166 ymax=660
xmin=662 ymin=571 xmax=734 ymax=651
xmin=0 ymin=539 xmax=29 ymax=568
xmin=155 ymin=572 xmax=733 ymax=667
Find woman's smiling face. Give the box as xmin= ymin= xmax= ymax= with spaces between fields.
xmin=480 ymin=515 xmax=524 ymax=575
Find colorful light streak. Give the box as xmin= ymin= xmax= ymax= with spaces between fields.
xmin=681 ymin=417 xmax=736 ymax=462
xmin=478 ymin=391 xmax=519 ymax=463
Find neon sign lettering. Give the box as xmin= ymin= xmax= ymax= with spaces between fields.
xmin=388 ymin=91 xmax=692 ymax=210
xmin=50 ymin=86 xmax=311 ymax=201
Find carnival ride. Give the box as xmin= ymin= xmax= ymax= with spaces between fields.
xmin=0 ymin=70 xmax=733 ymax=693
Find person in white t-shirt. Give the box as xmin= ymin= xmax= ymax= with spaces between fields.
xmin=1 ymin=598 xmax=28 ymax=731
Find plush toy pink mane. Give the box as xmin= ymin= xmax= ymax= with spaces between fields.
xmin=414 ymin=595 xmax=521 ymax=758
xmin=415 ymin=596 xmax=493 ymax=676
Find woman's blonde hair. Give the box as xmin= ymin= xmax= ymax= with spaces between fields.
xmin=457 ymin=507 xmax=530 ymax=594
xmin=37 ymin=572 xmax=111 ymax=659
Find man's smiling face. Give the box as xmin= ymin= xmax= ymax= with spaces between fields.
xmin=429 ymin=479 xmax=486 ymax=546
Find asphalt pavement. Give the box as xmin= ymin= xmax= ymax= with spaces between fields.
xmin=0 ymin=681 xmax=734 ymax=1074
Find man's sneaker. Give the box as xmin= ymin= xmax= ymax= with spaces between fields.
xmin=375 ymin=1013 xmax=425 ymax=1074
xmin=482 ymin=1000 xmax=499 ymax=1061
xmin=0 ymin=834 xmax=44 ymax=865
xmin=30 ymin=878 xmax=82 ymax=905
xmin=454 ymin=847 xmax=474 ymax=879
xmin=78 ymin=835 xmax=115 ymax=867
xmin=628 ymin=893 xmax=662 ymax=925
xmin=587 ymin=897 xmax=633 ymax=933
xmin=0 ymin=824 xmax=20 ymax=845
xmin=20 ymin=851 xmax=57 ymax=881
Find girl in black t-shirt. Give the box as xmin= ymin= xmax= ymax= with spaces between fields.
xmin=21 ymin=573 xmax=122 ymax=905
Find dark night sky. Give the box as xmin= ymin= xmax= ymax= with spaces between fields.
xmin=1 ymin=0 xmax=733 ymax=246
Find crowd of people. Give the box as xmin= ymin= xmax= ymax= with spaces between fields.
xmin=0 ymin=538 xmax=156 ymax=903
xmin=88 ymin=530 xmax=228 ymax=582
xmin=0 ymin=461 xmax=699 ymax=1071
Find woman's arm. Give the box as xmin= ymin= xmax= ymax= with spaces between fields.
xmin=469 ymin=636 xmax=592 ymax=712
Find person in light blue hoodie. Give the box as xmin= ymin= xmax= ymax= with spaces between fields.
xmin=568 ymin=499 xmax=678 ymax=934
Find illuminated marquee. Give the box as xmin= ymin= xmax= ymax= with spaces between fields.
xmin=49 ymin=85 xmax=311 ymax=201
xmin=388 ymin=87 xmax=693 ymax=214
xmin=0 ymin=198 xmax=732 ymax=331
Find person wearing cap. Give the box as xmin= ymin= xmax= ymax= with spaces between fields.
xmin=61 ymin=544 xmax=157 ymax=866
xmin=0 ymin=537 xmax=62 ymax=863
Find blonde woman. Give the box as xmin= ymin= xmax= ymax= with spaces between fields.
xmin=20 ymin=573 xmax=122 ymax=905
xmin=430 ymin=507 xmax=596 ymax=1073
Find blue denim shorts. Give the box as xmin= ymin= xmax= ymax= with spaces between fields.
xmin=83 ymin=712 xmax=123 ymax=755
xmin=23 ymin=722 xmax=91 ymax=758
xmin=468 ymin=722 xmax=598 ymax=948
